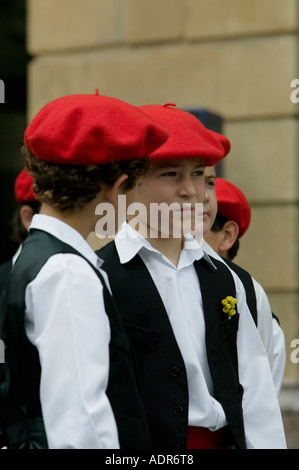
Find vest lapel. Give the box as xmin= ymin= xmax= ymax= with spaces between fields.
xmin=100 ymin=243 xmax=184 ymax=354
xmin=194 ymin=257 xmax=246 ymax=449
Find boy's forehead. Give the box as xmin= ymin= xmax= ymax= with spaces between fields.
xmin=204 ymin=166 xmax=216 ymax=177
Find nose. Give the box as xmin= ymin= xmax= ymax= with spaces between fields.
xmin=203 ymin=185 xmax=210 ymax=203
xmin=177 ymin=175 xmax=197 ymax=198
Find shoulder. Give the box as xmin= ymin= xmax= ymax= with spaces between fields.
xmin=223 ymin=257 xmax=253 ymax=280
xmin=33 ymin=252 xmax=102 ymax=287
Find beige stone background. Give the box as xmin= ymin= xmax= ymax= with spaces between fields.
xmin=25 ymin=0 xmax=299 ymax=445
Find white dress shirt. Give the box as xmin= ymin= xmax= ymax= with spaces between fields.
xmin=24 ymin=214 xmax=119 ymax=449
xmin=114 ymin=223 xmax=286 ymax=449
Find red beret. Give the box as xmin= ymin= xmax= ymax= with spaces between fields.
xmin=24 ymin=92 xmax=169 ymax=165
xmin=14 ymin=169 xmax=36 ymax=204
xmin=215 ymin=178 xmax=251 ymax=238
xmin=139 ymin=104 xmax=230 ymax=165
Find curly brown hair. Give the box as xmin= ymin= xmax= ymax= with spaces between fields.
xmin=23 ymin=146 xmax=149 ymax=212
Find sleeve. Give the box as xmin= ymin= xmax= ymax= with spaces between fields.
xmin=272 ymin=316 xmax=286 ymax=395
xmin=235 ymin=285 xmax=287 ymax=449
xmin=252 ymin=277 xmax=286 ymax=395
xmin=25 ymin=253 xmax=120 ymax=449
xmin=252 ymin=278 xmax=275 ymax=372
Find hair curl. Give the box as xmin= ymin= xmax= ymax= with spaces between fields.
xmin=23 ymin=146 xmax=149 ymax=212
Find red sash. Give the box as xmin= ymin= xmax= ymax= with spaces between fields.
xmin=187 ymin=426 xmax=234 ymax=449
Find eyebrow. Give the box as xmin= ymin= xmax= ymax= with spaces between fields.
xmin=205 ymin=174 xmax=216 ymax=179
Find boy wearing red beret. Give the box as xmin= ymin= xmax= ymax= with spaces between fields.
xmin=0 ymin=169 xmax=40 ymax=296
xmin=203 ymin=169 xmax=286 ymax=395
xmin=98 ymin=104 xmax=286 ymax=449
xmin=0 ymin=93 xmax=169 ymax=449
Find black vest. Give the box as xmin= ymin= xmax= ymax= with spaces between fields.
xmin=0 ymin=229 xmax=150 ymax=449
xmin=97 ymin=241 xmax=246 ymax=449
xmin=0 ymin=260 xmax=12 ymax=298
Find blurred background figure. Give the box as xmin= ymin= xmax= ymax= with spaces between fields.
xmin=0 ymin=168 xmax=39 ymax=295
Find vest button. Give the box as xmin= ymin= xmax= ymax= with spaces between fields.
xmin=170 ymin=366 xmax=180 ymax=377
xmin=173 ymin=405 xmax=184 ymax=416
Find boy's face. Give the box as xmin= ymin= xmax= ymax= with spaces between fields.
xmin=202 ymin=166 xmax=218 ymax=236
xmin=132 ymin=158 xmax=206 ymax=237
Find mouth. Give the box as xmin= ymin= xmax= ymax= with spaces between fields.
xmin=173 ymin=204 xmax=195 ymax=215
xmin=194 ymin=210 xmax=207 ymax=218
xmin=180 ymin=207 xmax=194 ymax=214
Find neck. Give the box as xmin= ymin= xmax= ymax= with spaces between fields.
xmin=150 ymin=236 xmax=184 ymax=267
xmin=40 ymin=203 xmax=95 ymax=240
xmin=128 ymin=220 xmax=184 ymax=267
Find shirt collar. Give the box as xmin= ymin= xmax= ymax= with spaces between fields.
xmin=115 ymin=223 xmax=150 ymax=264
xmin=115 ymin=222 xmax=216 ymax=270
xmin=29 ymin=214 xmax=104 ymax=269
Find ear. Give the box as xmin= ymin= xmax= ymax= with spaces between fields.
xmin=218 ymin=220 xmax=239 ymax=253
xmin=19 ymin=205 xmax=35 ymax=231
xmin=104 ymin=174 xmax=128 ymax=207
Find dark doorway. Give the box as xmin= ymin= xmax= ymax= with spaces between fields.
xmin=0 ymin=1 xmax=29 ymax=263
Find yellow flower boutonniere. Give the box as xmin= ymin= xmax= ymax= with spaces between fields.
xmin=221 ymin=296 xmax=237 ymax=319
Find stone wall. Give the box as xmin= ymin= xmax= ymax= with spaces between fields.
xmin=26 ymin=0 xmax=299 ymax=381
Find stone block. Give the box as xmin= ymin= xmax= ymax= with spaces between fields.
xmin=223 ymin=118 xmax=299 ymax=203
xmin=27 ymin=54 xmax=91 ymax=119
xmin=234 ymin=205 xmax=299 ymax=291
xmin=220 ymin=35 xmax=298 ymax=119
xmin=186 ymin=0 xmax=299 ymax=39
xmin=123 ymin=0 xmax=183 ymax=43
xmin=86 ymin=44 xmax=224 ymax=109
xmin=27 ymin=0 xmax=122 ymax=54
xmin=26 ymin=33 xmax=299 ymax=121
xmin=27 ymin=43 xmax=224 ymax=119
xmin=267 ymin=292 xmax=299 ymax=381
xmin=93 ymin=35 xmax=298 ymax=120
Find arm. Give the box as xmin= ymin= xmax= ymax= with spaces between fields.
xmin=271 ymin=316 xmax=286 ymax=395
xmin=235 ymin=286 xmax=286 ymax=449
xmin=251 ymin=278 xmax=275 ymax=371
xmin=25 ymin=253 xmax=119 ymax=449
xmin=252 ymin=278 xmax=286 ymax=394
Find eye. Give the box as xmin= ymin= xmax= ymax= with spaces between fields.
xmin=160 ymin=171 xmax=178 ymax=177
xmin=206 ymin=178 xmax=216 ymax=188
xmin=192 ymin=169 xmax=204 ymax=177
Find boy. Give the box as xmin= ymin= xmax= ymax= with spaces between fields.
xmin=0 ymin=168 xmax=40 ymax=296
xmin=0 ymin=93 xmax=168 ymax=449
xmin=98 ymin=103 xmax=286 ymax=449
xmin=203 ymin=171 xmax=286 ymax=394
